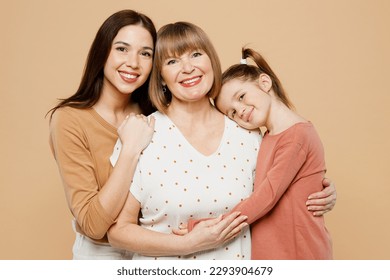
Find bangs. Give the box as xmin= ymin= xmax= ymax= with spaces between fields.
xmin=155 ymin=23 xmax=208 ymax=66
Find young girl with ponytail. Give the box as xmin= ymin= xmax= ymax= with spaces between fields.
xmin=191 ymin=47 xmax=333 ymax=259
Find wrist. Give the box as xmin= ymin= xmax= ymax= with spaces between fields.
xmin=179 ymin=235 xmax=196 ymax=255
xmin=120 ymin=144 xmax=143 ymax=157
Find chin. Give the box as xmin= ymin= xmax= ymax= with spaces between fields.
xmin=237 ymin=122 xmax=254 ymax=130
xmin=246 ymin=125 xmax=258 ymax=130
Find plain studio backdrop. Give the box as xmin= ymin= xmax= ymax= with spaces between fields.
xmin=1 ymin=0 xmax=389 ymax=259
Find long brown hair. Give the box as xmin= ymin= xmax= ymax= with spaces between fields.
xmin=220 ymin=47 xmax=294 ymax=109
xmin=46 ymin=10 xmax=157 ymax=119
xmin=148 ymin=22 xmax=222 ymax=113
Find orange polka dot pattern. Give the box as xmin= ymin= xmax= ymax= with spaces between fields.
xmin=111 ymin=112 xmax=261 ymax=259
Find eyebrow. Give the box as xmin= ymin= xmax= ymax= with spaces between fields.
xmin=113 ymin=41 xmax=153 ymax=51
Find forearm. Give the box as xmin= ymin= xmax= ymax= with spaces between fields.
xmin=108 ymin=223 xmax=193 ymax=257
xmin=98 ymin=147 xmax=141 ymax=221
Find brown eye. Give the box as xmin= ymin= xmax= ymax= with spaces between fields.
xmin=116 ymin=47 xmax=127 ymax=52
xmin=141 ymin=51 xmax=152 ymax=57
xmin=192 ymin=52 xmax=202 ymax=58
xmin=167 ymin=59 xmax=177 ymax=65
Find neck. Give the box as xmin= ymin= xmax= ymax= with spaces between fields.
xmin=166 ymin=97 xmax=218 ymax=125
xmin=266 ymin=99 xmax=306 ymax=135
xmin=93 ymin=85 xmax=140 ymax=128
xmin=165 ymin=97 xmax=225 ymax=156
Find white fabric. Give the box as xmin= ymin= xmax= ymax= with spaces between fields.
xmin=111 ymin=111 xmax=261 ymax=259
xmin=71 ymin=220 xmax=133 ymax=260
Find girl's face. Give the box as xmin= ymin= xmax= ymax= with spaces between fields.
xmin=216 ymin=78 xmax=271 ymax=130
xmin=103 ymin=25 xmax=154 ymax=96
xmin=161 ymin=49 xmax=214 ymax=103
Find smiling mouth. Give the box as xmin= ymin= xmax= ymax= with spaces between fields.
xmin=244 ymin=107 xmax=254 ymax=122
xmin=119 ymin=72 xmax=139 ymax=79
xmin=180 ymin=76 xmax=201 ymax=87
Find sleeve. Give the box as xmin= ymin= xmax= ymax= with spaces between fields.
xmin=49 ymin=109 xmax=114 ymax=239
xmin=188 ymin=140 xmax=307 ymax=231
xmin=228 ymin=140 xmax=307 ymax=225
xmin=129 ymin=159 xmax=143 ymax=204
xmin=110 ymin=139 xmax=122 ymax=166
xmin=111 ymin=139 xmax=143 ymax=204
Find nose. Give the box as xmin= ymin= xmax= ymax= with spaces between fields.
xmin=126 ymin=52 xmax=139 ymax=69
xmin=238 ymin=106 xmax=246 ymax=119
xmin=181 ymin=58 xmax=194 ymax=73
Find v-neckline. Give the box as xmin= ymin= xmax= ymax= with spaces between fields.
xmin=159 ymin=112 xmax=227 ymax=158
xmin=87 ymin=108 xmax=118 ymax=134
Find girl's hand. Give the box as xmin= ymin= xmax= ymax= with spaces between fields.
xmin=306 ymin=177 xmax=337 ymax=216
xmin=172 ymin=223 xmax=188 ymax=236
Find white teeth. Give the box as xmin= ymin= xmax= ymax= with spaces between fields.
xmin=182 ymin=77 xmax=200 ymax=84
xmin=121 ymin=72 xmax=137 ymax=79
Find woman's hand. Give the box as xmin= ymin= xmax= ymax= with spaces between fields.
xmin=118 ymin=114 xmax=155 ymax=154
xmin=183 ymin=212 xmax=248 ymax=254
xmin=306 ymin=178 xmax=337 ymax=216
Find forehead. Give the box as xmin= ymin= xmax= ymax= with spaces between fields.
xmin=114 ymin=25 xmax=153 ymax=45
xmin=157 ymin=32 xmax=206 ymax=60
xmin=217 ymin=80 xmax=243 ymax=106
xmin=221 ymin=79 xmax=243 ymax=94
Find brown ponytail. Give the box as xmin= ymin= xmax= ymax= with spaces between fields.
xmin=220 ymin=47 xmax=294 ymax=109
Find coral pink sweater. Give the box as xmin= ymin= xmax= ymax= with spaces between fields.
xmin=189 ymin=122 xmax=333 ymax=259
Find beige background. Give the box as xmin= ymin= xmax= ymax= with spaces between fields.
xmin=1 ymin=0 xmax=389 ymax=259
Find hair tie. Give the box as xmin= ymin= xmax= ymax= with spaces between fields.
xmin=240 ymin=58 xmax=247 ymax=65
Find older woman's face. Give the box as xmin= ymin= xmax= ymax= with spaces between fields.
xmin=160 ymin=49 xmax=214 ymax=103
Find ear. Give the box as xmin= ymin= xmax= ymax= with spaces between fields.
xmin=258 ymin=73 xmax=272 ymax=93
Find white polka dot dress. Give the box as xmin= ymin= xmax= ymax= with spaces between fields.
xmin=111 ymin=112 xmax=261 ymax=260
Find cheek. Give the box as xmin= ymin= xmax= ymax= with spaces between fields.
xmin=161 ymin=67 xmax=174 ymax=84
xmin=102 ymin=63 xmax=112 ymax=79
xmin=215 ymin=92 xmax=232 ymax=113
xmin=103 ymin=56 xmax=120 ymax=76
xmin=205 ymin=65 xmax=214 ymax=82
xmin=215 ymin=99 xmax=227 ymax=114
xmin=142 ymin=60 xmax=153 ymax=76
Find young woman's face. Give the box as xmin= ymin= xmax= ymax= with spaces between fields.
xmin=103 ymin=25 xmax=154 ymax=95
xmin=161 ymin=49 xmax=214 ymax=103
xmin=216 ymin=78 xmax=271 ymax=130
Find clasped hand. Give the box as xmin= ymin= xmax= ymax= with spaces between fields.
xmin=172 ymin=212 xmax=248 ymax=253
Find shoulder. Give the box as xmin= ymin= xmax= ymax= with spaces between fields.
xmin=149 ymin=111 xmax=170 ymax=133
xmin=290 ymin=122 xmax=319 ymax=141
xmin=225 ymin=117 xmax=262 ymax=145
xmin=150 ymin=111 xmax=165 ymax=121
xmin=275 ymin=122 xmax=321 ymax=149
xmin=51 ymin=107 xmax=89 ymax=123
xmin=50 ymin=107 xmax=92 ymax=134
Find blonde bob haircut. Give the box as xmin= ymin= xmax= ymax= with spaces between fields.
xmin=149 ymin=22 xmax=222 ymax=113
